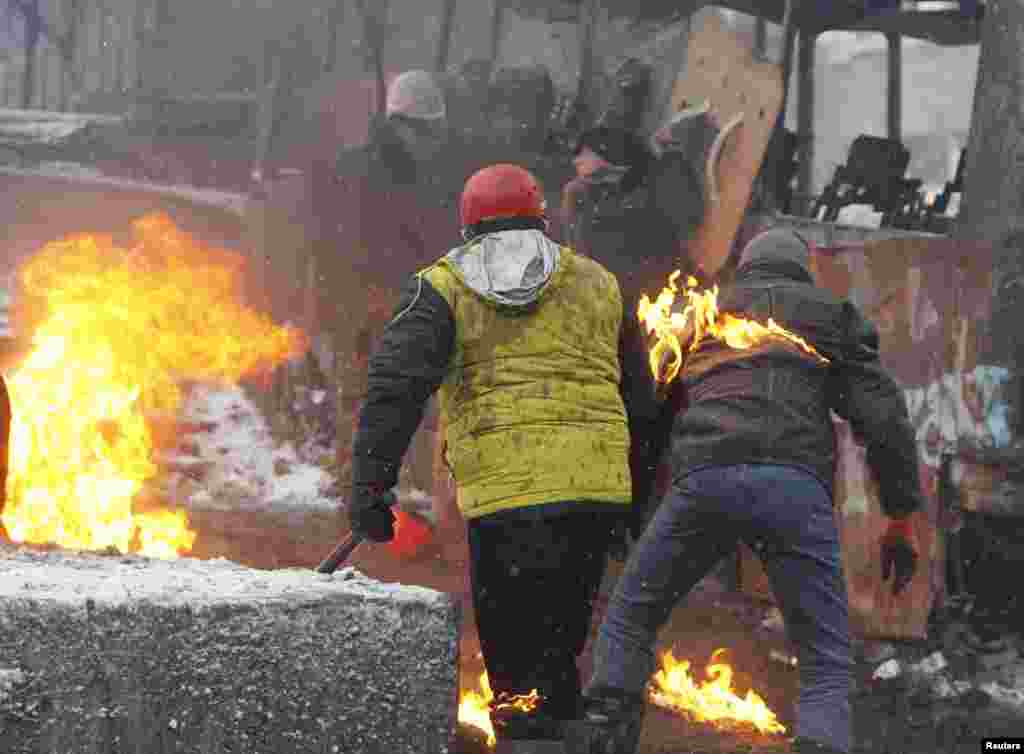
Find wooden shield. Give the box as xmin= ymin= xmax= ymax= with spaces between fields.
xmin=668 ymin=15 xmax=784 ymax=277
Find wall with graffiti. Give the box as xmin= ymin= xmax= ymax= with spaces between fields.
xmin=813 ymin=237 xmax=1008 ymax=637
xmin=740 ymin=233 xmax=1011 ymax=638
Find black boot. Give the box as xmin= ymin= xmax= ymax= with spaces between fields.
xmin=563 ymin=690 xmax=645 ymax=754
xmin=490 ymin=692 xmax=567 ymax=743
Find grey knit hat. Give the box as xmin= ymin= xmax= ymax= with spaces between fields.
xmin=737 ymin=228 xmax=811 ymax=272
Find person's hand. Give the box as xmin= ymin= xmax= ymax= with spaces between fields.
xmin=880 ymin=516 xmax=917 ymax=596
xmin=349 ymin=486 xmax=397 ymax=543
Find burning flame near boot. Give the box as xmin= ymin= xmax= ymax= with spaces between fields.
xmin=649 ymin=648 xmax=786 ymax=735
xmin=638 ymin=272 xmax=829 ymax=383
xmin=458 ymin=671 xmax=541 ymax=748
xmin=2 ymin=213 xmax=306 ymax=557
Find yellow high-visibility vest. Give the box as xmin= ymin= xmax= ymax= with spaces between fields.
xmin=422 ymin=246 xmax=632 ymax=520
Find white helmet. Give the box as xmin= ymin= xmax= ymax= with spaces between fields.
xmin=385 ymin=70 xmax=447 ymax=121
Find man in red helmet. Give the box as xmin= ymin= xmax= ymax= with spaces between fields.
xmin=345 ymin=163 xmax=668 ymax=747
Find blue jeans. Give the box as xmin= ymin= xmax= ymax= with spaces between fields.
xmin=588 ymin=464 xmax=853 ymax=753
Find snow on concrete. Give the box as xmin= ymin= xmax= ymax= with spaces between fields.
xmin=0 ymin=121 xmax=88 ymax=144
xmin=0 ymin=165 xmax=248 ymax=216
xmin=32 ymin=161 xmax=108 ymax=179
xmin=0 ymin=109 xmax=123 ymax=145
xmin=0 ymin=668 xmax=25 ymax=704
xmin=0 ymin=108 xmax=123 ymax=125
xmin=0 ymin=544 xmax=446 ymax=610
xmin=170 ymin=384 xmax=336 ymax=512
xmin=0 ymin=543 xmax=460 ymax=754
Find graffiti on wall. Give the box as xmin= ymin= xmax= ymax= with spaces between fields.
xmin=904 ymin=365 xmax=1011 ymax=468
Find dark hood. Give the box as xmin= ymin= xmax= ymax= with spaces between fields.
xmin=736 ymin=229 xmax=812 ymax=283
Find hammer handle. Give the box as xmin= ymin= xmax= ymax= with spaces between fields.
xmin=316 ymin=532 xmax=366 ymax=574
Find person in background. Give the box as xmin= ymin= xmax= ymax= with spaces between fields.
xmin=486 ymin=64 xmax=557 ymax=159
xmin=439 ymin=58 xmax=494 ymax=144
xmin=322 ymin=69 xmax=459 ymax=498
xmin=560 ymin=124 xmax=704 ymax=311
xmin=559 ymin=57 xmax=717 ymax=302
xmin=566 ymin=228 xmax=922 ymax=754
xmin=344 ymin=164 xmax=669 ymax=747
xmin=559 ymin=119 xmax=710 ymax=542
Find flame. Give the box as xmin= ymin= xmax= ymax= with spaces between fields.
xmin=637 ymin=272 xmax=829 ymax=384
xmin=459 ymin=672 xmax=498 ymax=747
xmin=649 ymin=648 xmax=786 ymax=735
xmin=2 ymin=213 xmax=306 ymax=557
xmin=458 ymin=671 xmax=541 ymax=748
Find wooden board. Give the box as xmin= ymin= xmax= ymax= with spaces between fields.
xmin=668 ymin=15 xmax=784 ymax=278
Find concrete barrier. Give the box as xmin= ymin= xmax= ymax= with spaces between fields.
xmin=0 ymin=543 xmax=460 ymax=753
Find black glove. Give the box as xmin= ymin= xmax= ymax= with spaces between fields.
xmin=348 ymin=486 xmax=397 ymax=543
xmin=880 ymin=517 xmax=917 ymax=596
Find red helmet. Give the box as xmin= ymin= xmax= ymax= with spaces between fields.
xmin=460 ymin=164 xmax=546 ymax=229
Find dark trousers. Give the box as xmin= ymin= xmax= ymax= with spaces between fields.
xmin=589 ymin=464 xmax=853 ymax=753
xmin=468 ymin=508 xmax=618 ymax=730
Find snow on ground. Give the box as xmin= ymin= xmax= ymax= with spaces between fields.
xmin=164 ymin=382 xmax=438 ymax=521
xmin=0 ymin=544 xmax=446 ymax=608
xmin=981 ymin=681 xmax=1024 ymax=710
xmin=167 ymin=384 xmax=337 ymax=512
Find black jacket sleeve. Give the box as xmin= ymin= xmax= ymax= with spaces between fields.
xmin=618 ymin=299 xmax=666 ymax=526
xmin=829 ymin=301 xmax=923 ymax=519
xmin=351 ymin=275 xmax=455 ymax=492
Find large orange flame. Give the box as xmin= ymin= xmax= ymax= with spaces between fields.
xmin=2 ymin=213 xmax=306 ymax=557
xmin=458 ymin=671 xmax=541 ymax=748
xmin=649 ymin=648 xmax=787 ymax=735
xmin=638 ymin=272 xmax=829 ymax=383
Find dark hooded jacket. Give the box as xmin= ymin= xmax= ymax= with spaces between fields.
xmin=560 ymin=128 xmax=704 ymax=316
xmin=669 ymin=229 xmax=923 ymax=518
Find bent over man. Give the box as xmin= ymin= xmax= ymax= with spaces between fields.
xmin=345 ymin=164 xmax=665 ymax=747
xmin=567 ymin=229 xmax=923 ymax=754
